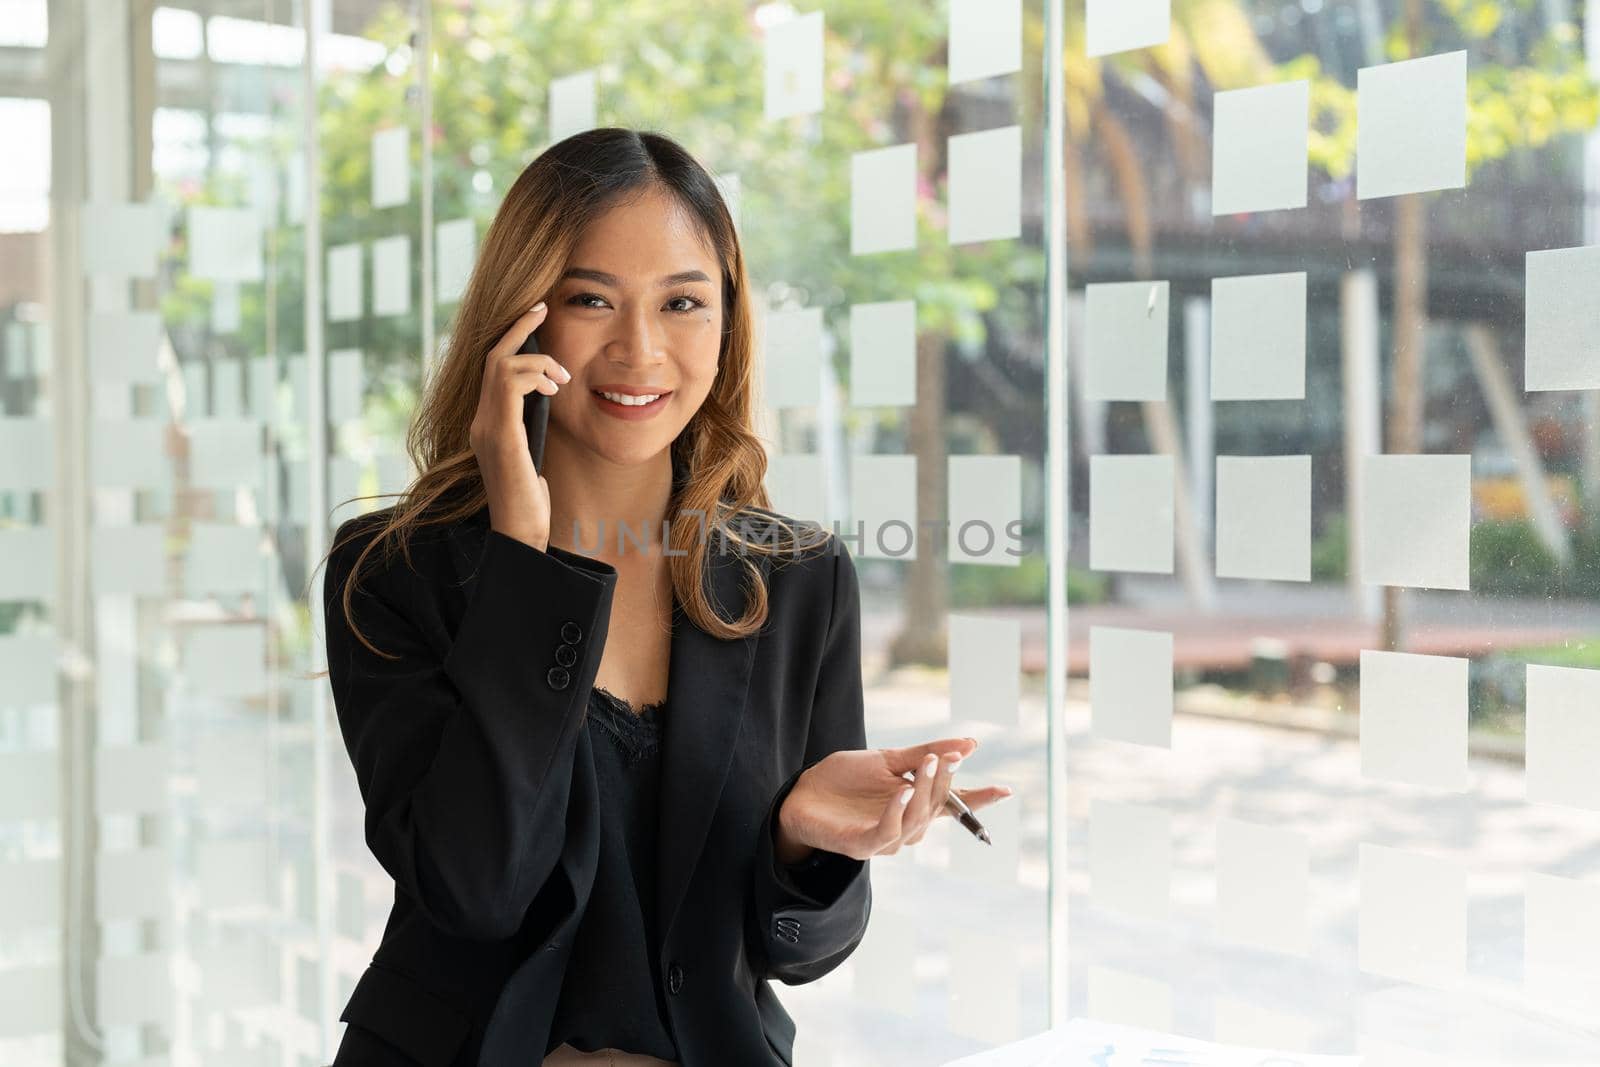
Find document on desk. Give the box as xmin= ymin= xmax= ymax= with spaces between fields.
xmin=940 ymin=1018 xmax=1360 ymax=1066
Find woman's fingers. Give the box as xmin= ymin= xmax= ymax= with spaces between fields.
xmin=875 ymin=779 xmax=913 ymax=855
xmin=908 ymin=750 xmax=962 ymax=844
xmin=487 ymin=302 xmax=550 ymax=362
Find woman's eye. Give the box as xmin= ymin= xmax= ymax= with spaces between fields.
xmin=569 ymin=292 xmax=610 ymax=309
xmin=665 ymin=295 xmax=705 ymax=313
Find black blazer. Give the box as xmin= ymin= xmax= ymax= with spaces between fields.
xmin=322 ymin=501 xmax=872 ymax=1067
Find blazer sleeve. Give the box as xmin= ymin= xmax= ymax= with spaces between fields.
xmin=748 ymin=538 xmax=873 ymax=985
xmin=324 ymin=517 xmax=618 ymax=942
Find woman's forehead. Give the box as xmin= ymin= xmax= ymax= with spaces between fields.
xmin=569 ymin=187 xmax=720 ymax=275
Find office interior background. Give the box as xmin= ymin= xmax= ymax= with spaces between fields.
xmin=5 ymin=0 xmax=1600 ymax=1064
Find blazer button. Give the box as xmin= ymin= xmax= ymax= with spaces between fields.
xmin=553 ymin=643 xmax=577 ymax=668
xmin=773 ymin=916 xmax=801 ymax=944
xmin=666 ymin=962 xmax=684 ymax=995
xmin=546 ymin=666 xmax=570 ymax=691
xmin=560 ymin=621 xmax=583 ymax=645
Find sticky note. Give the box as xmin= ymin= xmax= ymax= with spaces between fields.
xmin=1089 ymin=797 xmax=1170 ymax=920
xmin=1359 ymin=649 xmax=1468 ymax=791
xmin=948 ymin=454 xmax=1021 ymax=565
xmin=180 ymin=358 xmax=208 ymax=417
xmin=1358 ymin=454 xmax=1470 ymax=590
xmin=947 ymin=928 xmax=1021 ymax=1042
xmin=948 ymin=0 xmax=1021 ymax=85
xmin=370 ymin=126 xmax=409 ymax=209
xmin=764 ymin=10 xmax=824 ymax=121
xmin=329 ymin=348 xmax=364 ymax=423
xmin=1212 ymin=998 xmax=1315 ymax=1053
xmin=81 ymin=200 xmax=165 ymax=278
xmin=948 ymin=125 xmax=1021 ymax=245
xmin=183 ymin=624 xmax=267 ymax=699
xmin=764 ymin=453 xmax=827 ymax=529
xmin=197 ymin=730 xmax=270 ymax=808
xmin=1086 ymin=0 xmax=1171 ymax=58
xmin=1089 ymin=625 xmax=1173 ymax=747
xmin=1525 ymin=663 xmax=1600 ymax=809
xmin=95 ymin=848 xmax=170 ymax=923
xmin=1212 ymin=81 xmax=1308 ymax=215
xmin=195 ymin=930 xmax=275 ymax=1012
xmin=1216 ymin=819 xmax=1310 ymax=955
xmin=0 ymin=634 xmax=55 ymax=706
xmin=1525 ymin=245 xmax=1600 ymax=392
xmin=1089 ymin=454 xmax=1173 ymax=573
xmin=92 ymin=524 xmax=166 ymax=598
xmin=1210 ymin=272 xmax=1306 ymax=399
xmin=186 ymin=523 xmax=266 ymax=600
xmin=1359 ymin=843 xmax=1465 ymax=989
xmin=1357 ymin=51 xmax=1467 ymax=200
xmin=0 ymin=751 xmax=57 ymax=819
xmin=851 ymin=143 xmax=917 ymax=255
xmin=96 ymin=953 xmax=173 ymax=1028
xmin=198 ymin=837 xmax=271 ymax=909
xmin=950 ymin=613 xmax=1020 ymax=725
xmin=89 ymin=311 xmax=163 ymax=385
xmin=187 ymin=204 xmax=262 ymax=282
xmin=92 ymin=418 xmax=170 ymax=490
xmin=188 ymin=418 xmax=263 ymax=491
xmin=855 ymin=903 xmax=917 ymax=1014
xmin=436 ymin=217 xmax=476 ymax=304
xmin=0 ymin=858 xmax=60 ymax=931
xmin=849 ymin=454 xmax=918 ymax=559
xmin=1215 ymin=455 xmax=1311 ymax=581
xmin=327 ymin=242 xmax=362 ymax=323
xmin=1085 ymin=281 xmax=1169 ymax=401
xmin=1086 ymin=966 xmax=1173 ymax=1032
xmin=763 ymin=307 xmax=822 ymax=409
xmin=247 ymin=356 xmax=277 ymax=421
xmin=1525 ymin=872 xmax=1600 ymax=1015
xmin=212 ymin=358 xmax=243 ymax=419
xmin=94 ymin=743 xmax=170 ymax=816
xmin=212 ymin=279 xmax=241 ymax=334
xmin=372 ymin=234 xmax=411 ymax=316
xmin=849 ymin=300 xmax=915 ymax=406
xmin=0 ymin=418 xmax=53 ymax=491
xmin=0 ymin=528 xmax=53 ymax=601
xmin=549 ymin=70 xmax=598 ymax=142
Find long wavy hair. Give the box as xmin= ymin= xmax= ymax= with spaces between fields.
xmin=313 ymin=127 xmax=829 ymax=665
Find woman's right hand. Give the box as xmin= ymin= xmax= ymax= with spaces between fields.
xmin=469 ymin=301 xmax=571 ymax=552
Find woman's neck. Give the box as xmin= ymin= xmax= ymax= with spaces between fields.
xmin=543 ymin=448 xmax=675 ymax=563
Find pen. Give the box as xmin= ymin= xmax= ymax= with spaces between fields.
xmin=900 ymin=770 xmax=993 ymax=846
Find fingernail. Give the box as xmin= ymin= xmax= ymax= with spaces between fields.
xmin=899 ymin=786 xmax=914 ymax=806
xmin=555 ymin=365 xmax=571 ymax=381
xmin=531 ymin=301 xmax=546 ymax=312
xmin=946 ymin=756 xmax=962 ymax=773
xmin=923 ymin=754 xmax=938 ymax=774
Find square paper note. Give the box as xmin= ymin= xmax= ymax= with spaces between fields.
xmin=1360 ymin=649 xmax=1468 ymax=791
xmin=1090 ymin=625 xmax=1172 ymax=748
xmin=1086 ymin=0 xmax=1170 ymax=58
xmin=1525 ymin=245 xmax=1600 ymax=392
xmin=1089 ymin=454 xmax=1173 ymax=573
xmin=1085 ymin=281 xmax=1169 ymax=401
xmin=764 ymin=11 xmax=824 ymax=120
xmin=1357 ymin=51 xmax=1467 ymax=200
xmin=1210 ymin=272 xmax=1306 ymax=399
xmin=1215 ymin=455 xmax=1311 ymax=582
xmin=1212 ymin=81 xmax=1308 ymax=216
xmin=1358 ymin=454 xmax=1470 ymax=590
xmin=851 ymin=143 xmax=917 ymax=255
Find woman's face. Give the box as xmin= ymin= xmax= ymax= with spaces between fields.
xmin=539 ymin=184 xmax=725 ymax=470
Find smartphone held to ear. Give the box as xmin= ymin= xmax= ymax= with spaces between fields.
xmin=519 ymin=328 xmax=549 ymax=473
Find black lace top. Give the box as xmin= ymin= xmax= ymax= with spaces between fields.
xmin=545 ymin=684 xmax=680 ymax=1059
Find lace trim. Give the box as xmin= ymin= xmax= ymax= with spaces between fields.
xmin=589 ymin=685 xmax=665 ymax=767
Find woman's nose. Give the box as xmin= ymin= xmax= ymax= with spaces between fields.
xmin=607 ymin=305 xmax=662 ymax=364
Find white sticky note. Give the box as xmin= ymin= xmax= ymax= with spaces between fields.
xmin=948 ymin=454 xmax=1021 ymax=565
xmin=1215 ymin=455 xmax=1311 ymax=581
xmin=1525 ymin=872 xmax=1600 ymax=1015
xmin=849 ymin=300 xmax=915 ymax=407
xmin=950 ymin=614 xmax=1020 ymax=726
xmin=97 ymin=953 xmax=173 ymax=1028
xmin=372 ymin=234 xmax=411 ymax=316
xmin=1216 ymin=819 xmax=1310 ymax=955
xmin=713 ymin=172 xmax=742 ymax=232
xmin=287 ymin=353 xmax=308 ymax=421
xmin=180 ymin=358 xmax=209 ymax=417
xmin=1086 ymin=0 xmax=1171 ymax=58
xmin=186 ymin=523 xmax=266 ymax=600
xmin=1089 ymin=454 xmax=1173 ymax=573
xmin=948 ymin=928 xmax=1021 ymax=1043
xmin=89 ymin=311 xmax=163 ymax=385
xmin=184 ymin=624 xmax=267 ymax=699
xmin=855 ymin=904 xmax=917 ymax=1014
xmin=0 ymin=964 xmax=61 ymax=1036
xmin=948 ymin=125 xmax=1021 ymax=245
xmin=329 ymin=348 xmax=364 ymax=423
xmin=196 ymin=930 xmax=276 ymax=1012
xmin=1359 ymin=454 xmax=1471 ymax=590
xmin=188 ymin=418 xmax=263 ymax=492
xmin=327 ymin=242 xmax=363 ymax=323
xmin=1213 ymin=998 xmax=1316 ymax=1053
xmin=1360 ymin=649 xmax=1468 ymax=791
xmin=92 ymin=524 xmax=166 ymax=598
xmin=948 ymin=0 xmax=1021 ymax=85
xmin=764 ymin=453 xmax=827 ymax=529
xmin=1525 ymin=664 xmax=1600 ymax=809
xmin=370 ymin=126 xmax=409 ymax=209
xmin=1089 ymin=798 xmax=1170 ymax=921
xmin=0 ymin=858 xmax=60 ymax=931
xmin=1085 ymin=281 xmax=1169 ymax=401
xmin=1089 ymin=625 xmax=1172 ymax=748
xmin=764 ymin=10 xmax=824 ymax=121
xmin=1212 ymin=81 xmax=1308 ymax=215
xmin=198 ymin=837 xmax=272 ymax=909
xmin=81 ymin=200 xmax=165 ymax=278
xmin=436 ymin=217 xmax=476 ymax=304
xmin=248 ymin=356 xmax=277 ymax=421
xmin=92 ymin=418 xmax=170 ymax=490
xmin=0 ymin=418 xmax=53 ymax=490
xmin=1210 ymin=272 xmax=1306 ymax=399
xmin=187 ymin=205 xmax=262 ymax=282
xmin=197 ymin=730 xmax=270 ymax=808
xmin=213 ymin=358 xmax=243 ymax=419
xmin=1357 ymin=51 xmax=1467 ymax=200
xmin=212 ymin=279 xmax=241 ymax=334
xmin=1359 ymin=843 xmax=1466 ymax=989
xmin=0 ymin=528 xmax=53 ymax=602
xmin=0 ymin=634 xmax=55 ymax=706
xmin=851 ymin=143 xmax=917 ymax=255
xmin=96 ymin=848 xmax=170 ymax=923
xmin=1086 ymin=966 xmax=1173 ymax=1032
xmin=0 ymin=751 xmax=57 ymax=820
xmin=95 ymin=743 xmax=170 ymax=816
xmin=849 ymin=454 xmax=917 ymax=560
xmin=763 ymin=307 xmax=822 ymax=409
xmin=1525 ymin=245 xmax=1600 ymax=392
xmin=549 ymin=70 xmax=598 ymax=141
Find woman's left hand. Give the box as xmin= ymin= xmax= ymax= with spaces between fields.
xmin=776 ymin=736 xmax=1015 ymax=862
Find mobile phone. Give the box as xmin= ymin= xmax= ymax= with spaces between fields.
xmin=518 ymin=328 xmax=549 ymax=474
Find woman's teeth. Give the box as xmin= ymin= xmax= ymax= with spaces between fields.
xmin=597 ymin=391 xmax=662 ymax=406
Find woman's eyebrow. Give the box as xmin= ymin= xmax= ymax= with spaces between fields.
xmin=560 ymin=267 xmax=712 ymax=287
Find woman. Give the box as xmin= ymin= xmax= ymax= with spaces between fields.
xmin=319 ymin=127 xmax=1013 ymax=1067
